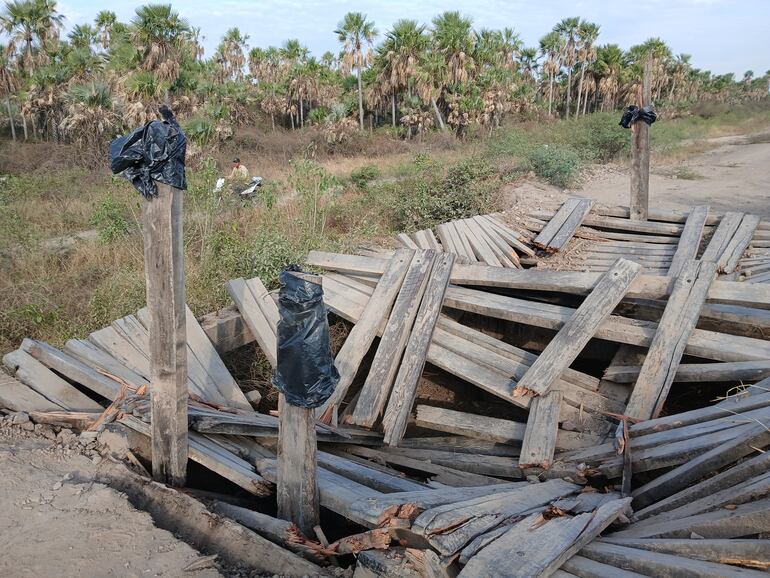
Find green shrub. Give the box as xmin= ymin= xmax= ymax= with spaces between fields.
xmin=90 ymin=196 xmax=130 ymax=242
xmin=350 ymin=164 xmax=380 ymax=189
xmin=526 ymin=145 xmax=581 ymax=188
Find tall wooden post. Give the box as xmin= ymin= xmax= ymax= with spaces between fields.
xmin=142 ymin=182 xmax=188 ymax=485
xmin=630 ymin=55 xmax=653 ymax=221
xmin=277 ymin=393 xmax=319 ymax=536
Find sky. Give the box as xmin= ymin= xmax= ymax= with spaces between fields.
xmin=53 ymin=0 xmax=769 ymax=77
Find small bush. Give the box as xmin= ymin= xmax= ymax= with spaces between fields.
xmin=350 ymin=165 xmax=380 ymax=189
xmin=527 ymin=145 xmax=581 ymax=188
xmin=90 ymin=196 xmax=130 ymax=242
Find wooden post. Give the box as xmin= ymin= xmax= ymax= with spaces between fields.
xmin=277 ymin=394 xmax=319 ymax=536
xmin=142 ymin=182 xmax=188 ymax=485
xmin=630 ymin=55 xmax=653 ymax=221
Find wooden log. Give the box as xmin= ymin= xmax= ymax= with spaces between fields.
xmin=141 ymin=182 xmax=188 ymax=485
xmin=348 ymin=251 xmax=433 ymax=428
xmin=458 ymin=498 xmax=631 ymax=577
xmin=2 ymin=349 xmax=103 ymax=412
xmin=625 ymin=259 xmax=718 ymax=420
xmin=667 ymin=205 xmax=709 ymax=278
xmin=600 ymin=538 xmax=770 ymax=570
xmin=277 ymin=395 xmax=319 ymax=536
xmin=631 ymin=60 xmax=652 ymax=220
xmin=318 ymin=248 xmax=413 ymax=421
xmin=516 ymin=259 xmax=641 ymax=396
xmin=580 ymin=541 xmax=769 ymax=578
xmin=382 ymin=253 xmax=454 ymax=446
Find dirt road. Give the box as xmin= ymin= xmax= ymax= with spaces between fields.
xmin=0 ymin=419 xmax=223 ymax=578
xmin=510 ymin=134 xmax=770 ymax=216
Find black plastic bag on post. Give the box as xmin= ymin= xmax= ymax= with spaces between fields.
xmin=619 ymin=105 xmax=657 ymax=129
xmin=108 ymin=105 xmax=187 ymax=199
xmin=272 ymin=265 xmax=339 ymax=408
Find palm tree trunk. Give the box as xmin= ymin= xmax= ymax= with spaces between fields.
xmin=356 ymin=64 xmax=364 ymax=130
xmin=5 ymin=96 xmax=16 ymax=141
xmin=271 ymin=113 xmax=275 ymax=131
xmin=548 ymin=72 xmax=554 ymax=117
xmin=391 ymin=89 xmax=396 ymax=128
xmin=583 ymin=86 xmax=589 ymax=115
xmin=565 ymin=68 xmax=573 ymax=118
xmin=21 ymin=114 xmax=28 ymax=140
xmin=576 ymin=63 xmax=586 ymax=119
xmin=431 ymin=97 xmax=446 ymax=131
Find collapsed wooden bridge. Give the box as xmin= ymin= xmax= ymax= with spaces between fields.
xmin=3 ymin=199 xmax=770 ymax=576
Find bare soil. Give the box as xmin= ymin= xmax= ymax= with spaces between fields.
xmin=0 ymin=418 xmax=224 ymax=578
xmin=508 ymin=134 xmax=770 ymax=217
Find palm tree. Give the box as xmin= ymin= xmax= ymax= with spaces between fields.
xmin=131 ymin=3 xmax=191 ymax=87
xmin=539 ymin=31 xmax=562 ymax=117
xmin=0 ymin=45 xmax=19 ymax=140
xmin=554 ymin=17 xmax=580 ymax=118
xmin=432 ymin=11 xmax=475 ymax=86
xmin=215 ymin=27 xmax=249 ymax=82
xmin=595 ymin=43 xmax=624 ymax=110
xmin=379 ymin=19 xmax=427 ymax=127
xmin=575 ymin=20 xmax=599 ymax=117
xmin=1 ymin=0 xmax=64 ymax=72
xmin=94 ymin=10 xmax=116 ymax=50
xmin=519 ymin=46 xmax=538 ymax=85
xmin=335 ymin=11 xmax=377 ymax=130
xmin=68 ymin=23 xmax=96 ymax=50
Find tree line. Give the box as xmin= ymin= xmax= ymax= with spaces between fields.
xmin=1 ymin=0 xmax=768 ymax=153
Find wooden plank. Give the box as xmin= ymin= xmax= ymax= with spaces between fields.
xmin=318 ymin=248 xmax=413 ymax=421
xmin=631 ymin=422 xmax=770 ymax=510
xmin=519 ymin=390 xmax=563 ymax=469
xmin=415 ymin=479 xmax=582 ymax=557
xmin=665 ymin=207 xmax=709 ymax=279
xmin=414 ymin=405 xmax=526 ymax=443
xmin=277 ymin=395 xmax=319 ymax=535
xmin=480 ymin=215 xmax=536 ymax=257
xmin=348 ymin=251 xmax=433 ymax=428
xmin=317 ymin=451 xmax=427 ymax=493
xmin=473 ymin=219 xmax=521 ymax=267
xmin=244 ymin=277 xmax=279 ymax=330
xmin=455 ymin=218 xmax=501 ymax=266
xmin=21 ymin=338 xmax=121 ymax=401
xmin=534 ymin=198 xmax=583 ymax=249
xmin=580 ymin=541 xmax=769 ymax=578
xmin=516 ymin=259 xmax=642 ymax=395
xmin=141 ymin=182 xmax=188 ymax=485
xmin=469 ymin=220 xmax=517 ymax=267
xmin=436 ymin=223 xmax=458 ymax=255
xmin=458 ymin=498 xmax=631 ymax=578
xmin=721 ymin=214 xmax=761 ymax=274
xmin=227 ymin=277 xmax=277 ymax=368
xmin=183 ymin=306 xmax=250 ymax=410
xmin=397 ymin=232 xmax=419 ymax=249
xmin=3 ymin=349 xmax=102 ymax=412
xmin=701 ymin=211 xmax=744 ymax=262
xmin=382 ymin=253 xmax=455 ymax=445
xmin=561 ymin=555 xmax=647 ymax=578
xmin=446 ymin=221 xmax=475 ymax=261
xmin=0 ymin=372 xmax=61 ymax=412
xmin=600 ymin=538 xmax=770 ymax=570
xmin=64 ymin=338 xmax=149 ymax=389
xmin=603 ymin=360 xmax=770 ymax=384
xmin=625 ymin=259 xmax=718 ymax=420
xmin=546 ymin=199 xmax=594 ymax=252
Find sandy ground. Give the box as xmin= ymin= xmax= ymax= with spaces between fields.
xmin=509 ymin=134 xmax=770 ymax=217
xmin=0 ymin=417 xmax=224 ymax=578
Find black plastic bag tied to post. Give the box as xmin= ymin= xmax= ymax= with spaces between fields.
xmin=272 ymin=265 xmax=339 ymax=409
xmin=619 ymin=105 xmax=657 ymax=129
xmin=108 ymin=105 xmax=187 ymax=199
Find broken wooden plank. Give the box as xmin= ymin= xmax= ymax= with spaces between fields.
xmin=625 ymin=259 xmax=719 ymax=420
xmin=516 ymin=259 xmax=642 ymax=396
xmin=580 ymin=541 xmax=768 ymax=578
xmin=319 ymin=248 xmax=414 ymax=421
xmin=348 ymin=250 xmax=433 ymax=428
xmin=519 ymin=390 xmax=563 ymax=469
xmin=458 ymin=498 xmax=631 ymax=578
xmin=0 ymin=372 xmax=61 ymax=412
xmin=3 ymin=349 xmax=103 ymax=412
xmin=721 ymin=214 xmax=761 ymax=274
xmin=382 ymin=252 xmax=454 ymax=446
xmin=668 ymin=205 xmax=709 ymax=278
xmin=700 ymin=211 xmax=744 ymax=262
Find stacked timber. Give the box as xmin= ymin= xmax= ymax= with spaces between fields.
xmin=2 ymin=201 xmax=770 ymax=576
